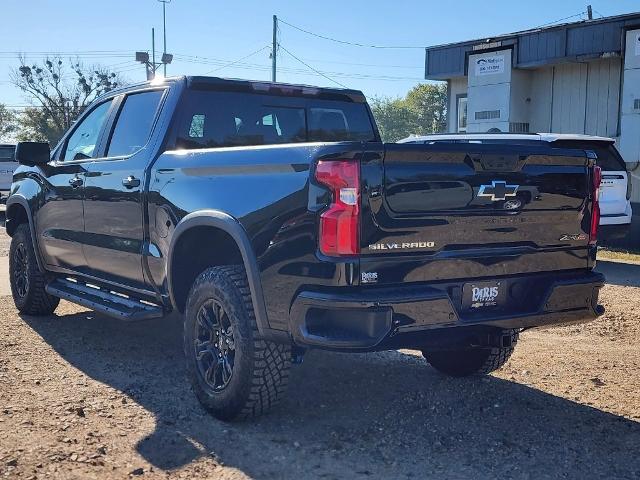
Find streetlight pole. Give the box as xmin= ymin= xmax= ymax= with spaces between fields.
xmin=158 ymin=0 xmax=171 ymax=76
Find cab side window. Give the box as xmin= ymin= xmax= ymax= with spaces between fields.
xmin=107 ymin=90 xmax=164 ymax=157
xmin=62 ymin=100 xmax=113 ymax=161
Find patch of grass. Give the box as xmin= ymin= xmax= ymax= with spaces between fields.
xmin=598 ymin=248 xmax=640 ymax=263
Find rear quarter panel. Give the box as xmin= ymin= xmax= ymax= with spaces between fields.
xmin=148 ymin=142 xmax=365 ymax=331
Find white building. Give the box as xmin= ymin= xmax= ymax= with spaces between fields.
xmin=424 ymin=12 xmax=640 ymax=203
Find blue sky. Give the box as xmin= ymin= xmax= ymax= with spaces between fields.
xmin=1 ymin=0 xmax=639 ymax=106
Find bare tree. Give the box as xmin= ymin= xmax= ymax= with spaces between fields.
xmin=11 ymin=57 xmax=123 ymax=145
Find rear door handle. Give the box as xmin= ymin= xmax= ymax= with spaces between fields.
xmin=122 ymin=176 xmax=141 ymax=188
xmin=69 ymin=176 xmax=83 ymax=188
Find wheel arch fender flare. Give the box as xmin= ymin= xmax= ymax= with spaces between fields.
xmin=167 ymin=210 xmax=277 ymax=340
xmin=6 ymin=195 xmax=45 ymax=272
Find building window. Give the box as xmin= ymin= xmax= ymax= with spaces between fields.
xmin=457 ymin=96 xmax=468 ymax=132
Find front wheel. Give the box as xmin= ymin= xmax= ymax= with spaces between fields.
xmin=184 ymin=265 xmax=291 ymax=421
xmin=9 ymin=223 xmax=60 ymax=316
xmin=422 ymin=329 xmax=519 ymax=377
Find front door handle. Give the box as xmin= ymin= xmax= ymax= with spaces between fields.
xmin=122 ymin=176 xmax=141 ymax=189
xmin=69 ymin=176 xmax=83 ymax=188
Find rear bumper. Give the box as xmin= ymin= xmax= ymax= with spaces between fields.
xmin=289 ymin=270 xmax=605 ymax=351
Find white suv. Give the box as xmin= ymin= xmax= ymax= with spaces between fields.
xmin=399 ymin=133 xmax=632 ymax=237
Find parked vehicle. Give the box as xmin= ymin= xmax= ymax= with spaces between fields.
xmin=400 ymin=133 xmax=633 ymax=239
xmin=0 ymin=144 xmax=18 ymax=203
xmin=7 ymin=77 xmax=605 ymax=420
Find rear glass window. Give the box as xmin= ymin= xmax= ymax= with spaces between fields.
xmin=552 ymin=141 xmax=626 ymax=171
xmin=590 ymin=146 xmax=626 ymax=171
xmin=174 ymin=90 xmax=376 ymax=150
xmin=0 ymin=146 xmax=15 ymax=162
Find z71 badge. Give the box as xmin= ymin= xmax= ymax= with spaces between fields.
xmin=559 ymin=234 xmax=587 ymax=241
xmin=368 ymin=241 xmax=435 ymax=251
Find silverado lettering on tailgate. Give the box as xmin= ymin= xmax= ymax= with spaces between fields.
xmin=368 ymin=241 xmax=435 ymax=251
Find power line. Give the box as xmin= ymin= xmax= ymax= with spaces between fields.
xmin=173 ymin=55 xmax=423 ymax=81
xmin=593 ymin=9 xmax=606 ymax=19
xmin=278 ymin=18 xmax=425 ymax=49
xmin=200 ymin=45 xmax=272 ymax=75
xmin=278 ymin=45 xmax=348 ymax=88
xmin=534 ymin=11 xmax=586 ymax=29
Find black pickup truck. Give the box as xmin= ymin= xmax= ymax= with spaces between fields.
xmin=7 ymin=76 xmax=604 ymax=420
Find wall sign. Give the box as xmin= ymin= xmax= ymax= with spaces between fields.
xmin=475 ymin=55 xmax=505 ymax=76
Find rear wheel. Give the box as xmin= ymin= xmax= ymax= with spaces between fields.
xmin=184 ymin=265 xmax=291 ymax=421
xmin=422 ymin=329 xmax=519 ymax=377
xmin=9 ymin=223 xmax=60 ymax=316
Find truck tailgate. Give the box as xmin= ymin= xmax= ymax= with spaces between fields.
xmin=360 ymin=142 xmax=594 ymax=285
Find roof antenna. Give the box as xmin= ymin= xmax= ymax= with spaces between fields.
xmin=587 ymin=5 xmax=593 ymax=20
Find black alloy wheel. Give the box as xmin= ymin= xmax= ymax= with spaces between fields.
xmin=12 ymin=242 xmax=29 ymax=298
xmin=194 ymin=299 xmax=236 ymax=392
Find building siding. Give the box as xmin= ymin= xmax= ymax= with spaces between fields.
xmin=585 ymin=58 xmax=621 ymax=137
xmin=551 ymin=63 xmax=588 ymax=134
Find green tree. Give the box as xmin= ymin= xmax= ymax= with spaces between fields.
xmin=369 ymin=96 xmax=419 ymax=143
xmin=0 ymin=104 xmax=17 ymax=142
xmin=405 ymin=83 xmax=447 ymax=134
xmin=15 ymin=107 xmax=59 ymax=143
xmin=370 ymin=83 xmax=447 ymax=142
xmin=11 ymin=57 xmax=123 ymax=145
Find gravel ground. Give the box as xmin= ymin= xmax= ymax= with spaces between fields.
xmin=0 ymin=233 xmax=639 ymax=478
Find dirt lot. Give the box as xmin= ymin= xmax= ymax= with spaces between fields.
xmin=0 ymin=228 xmax=639 ymax=479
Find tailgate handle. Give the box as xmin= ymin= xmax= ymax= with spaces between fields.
xmin=478 ymin=154 xmax=525 ymax=172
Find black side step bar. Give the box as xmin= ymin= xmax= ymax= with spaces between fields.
xmin=46 ymin=278 xmax=164 ymax=321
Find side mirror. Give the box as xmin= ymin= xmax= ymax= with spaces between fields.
xmin=15 ymin=142 xmax=50 ymax=166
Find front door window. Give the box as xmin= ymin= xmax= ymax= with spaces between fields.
xmin=63 ymin=100 xmax=112 ymax=161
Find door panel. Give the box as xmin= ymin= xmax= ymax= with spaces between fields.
xmin=83 ymin=157 xmax=147 ymax=287
xmin=82 ymin=90 xmax=164 ymax=288
xmin=36 ymin=162 xmax=90 ymax=272
xmin=36 ymin=99 xmax=114 ymax=271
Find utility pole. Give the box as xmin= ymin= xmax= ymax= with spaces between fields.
xmin=586 ymin=5 xmax=593 ymax=20
xmin=158 ymin=0 xmax=171 ymax=76
xmin=272 ymin=15 xmax=277 ymax=82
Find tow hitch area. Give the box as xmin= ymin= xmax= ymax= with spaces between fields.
xmin=472 ymin=331 xmax=518 ymax=349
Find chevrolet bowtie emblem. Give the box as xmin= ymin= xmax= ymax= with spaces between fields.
xmin=478 ymin=181 xmax=519 ymax=201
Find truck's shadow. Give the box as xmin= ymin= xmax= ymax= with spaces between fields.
xmin=21 ymin=310 xmax=640 ymax=479
xmin=596 ymin=260 xmax=640 ymax=287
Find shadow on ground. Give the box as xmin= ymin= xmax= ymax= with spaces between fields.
xmin=596 ymin=260 xmax=640 ymax=287
xmin=22 ymin=310 xmax=640 ymax=479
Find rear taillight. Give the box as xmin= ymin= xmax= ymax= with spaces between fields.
xmin=315 ymin=160 xmax=360 ymax=256
xmin=589 ymin=165 xmax=602 ymax=245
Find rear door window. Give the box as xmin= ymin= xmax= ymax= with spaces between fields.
xmin=107 ymin=90 xmax=164 ymax=157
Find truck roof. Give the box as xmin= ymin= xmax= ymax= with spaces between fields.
xmin=398 ymin=133 xmax=616 ymax=144
xmin=97 ymin=75 xmax=367 ymax=103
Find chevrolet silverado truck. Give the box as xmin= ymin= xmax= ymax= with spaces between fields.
xmin=7 ymin=76 xmax=605 ymax=420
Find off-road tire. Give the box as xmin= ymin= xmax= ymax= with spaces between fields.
xmin=422 ymin=329 xmax=519 ymax=377
xmin=9 ymin=223 xmax=60 ymax=316
xmin=184 ymin=265 xmax=291 ymax=421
